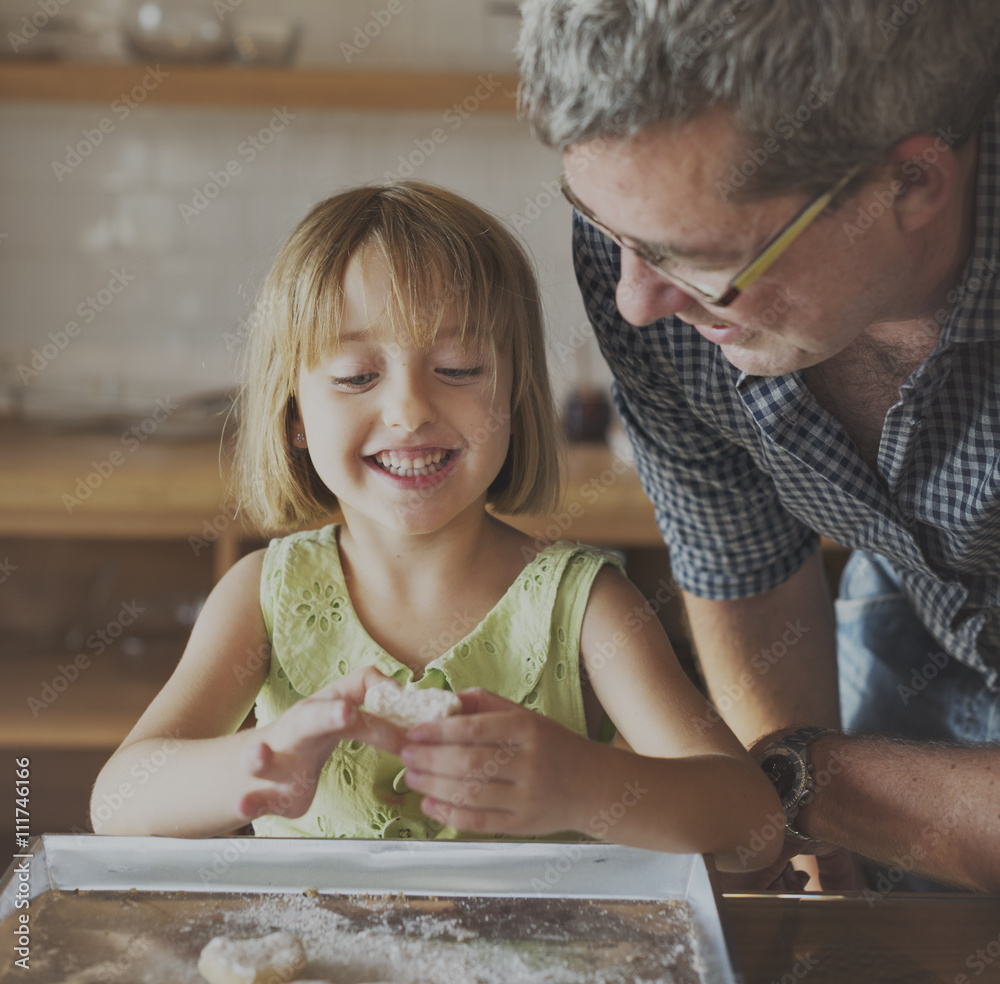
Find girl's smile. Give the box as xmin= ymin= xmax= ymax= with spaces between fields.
xmin=367 ymin=447 xmax=460 ymax=486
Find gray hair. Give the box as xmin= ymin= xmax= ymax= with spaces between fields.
xmin=517 ymin=0 xmax=1000 ymax=199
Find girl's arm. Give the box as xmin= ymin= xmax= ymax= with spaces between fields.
xmin=91 ymin=550 xmax=402 ymax=837
xmin=400 ymin=567 xmax=784 ymax=871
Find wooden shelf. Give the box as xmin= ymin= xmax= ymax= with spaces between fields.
xmin=0 ymin=421 xmax=664 ymax=567
xmin=0 ymin=653 xmax=171 ymax=750
xmin=0 ymin=61 xmax=519 ymax=111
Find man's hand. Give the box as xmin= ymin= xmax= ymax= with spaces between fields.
xmin=237 ymin=667 xmax=406 ymax=821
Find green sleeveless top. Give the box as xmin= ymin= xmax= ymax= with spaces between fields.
xmin=252 ymin=523 xmax=622 ymax=840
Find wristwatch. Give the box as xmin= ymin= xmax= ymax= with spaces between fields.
xmin=755 ymin=726 xmax=837 ymax=842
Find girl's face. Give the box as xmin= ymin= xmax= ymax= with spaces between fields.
xmin=293 ymin=253 xmax=513 ymax=538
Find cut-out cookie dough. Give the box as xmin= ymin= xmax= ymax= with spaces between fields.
xmin=198 ymin=931 xmax=306 ymax=984
xmin=364 ymin=681 xmax=463 ymax=729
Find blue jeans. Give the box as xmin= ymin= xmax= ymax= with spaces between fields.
xmin=836 ymin=550 xmax=1000 ymax=892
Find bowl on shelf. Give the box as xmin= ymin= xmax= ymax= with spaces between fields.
xmin=231 ymin=16 xmax=301 ymax=66
xmin=123 ymin=1 xmax=232 ymax=63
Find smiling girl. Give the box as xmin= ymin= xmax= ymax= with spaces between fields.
xmin=91 ymin=183 xmax=781 ymax=871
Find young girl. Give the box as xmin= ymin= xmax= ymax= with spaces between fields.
xmin=92 ymin=182 xmax=781 ymax=871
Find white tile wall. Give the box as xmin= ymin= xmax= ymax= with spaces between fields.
xmin=0 ymin=3 xmax=614 ymax=421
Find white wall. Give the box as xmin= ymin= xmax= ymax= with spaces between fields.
xmin=0 ymin=0 xmax=612 ymax=421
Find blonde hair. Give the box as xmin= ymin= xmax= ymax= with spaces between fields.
xmin=234 ymin=182 xmax=561 ymax=534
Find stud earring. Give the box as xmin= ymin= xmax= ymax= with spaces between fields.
xmin=294 ymin=432 xmax=306 ymax=447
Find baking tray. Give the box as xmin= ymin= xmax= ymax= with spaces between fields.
xmin=0 ymin=835 xmax=742 ymax=983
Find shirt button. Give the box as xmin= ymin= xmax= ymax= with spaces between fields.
xmin=381 ymin=817 xmax=427 ymax=840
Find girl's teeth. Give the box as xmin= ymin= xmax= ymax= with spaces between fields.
xmin=375 ymin=450 xmax=448 ymax=477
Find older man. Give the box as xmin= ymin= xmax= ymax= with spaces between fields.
xmin=518 ymin=0 xmax=1000 ymax=891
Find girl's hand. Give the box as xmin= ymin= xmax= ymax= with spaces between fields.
xmin=399 ymin=688 xmax=598 ymax=837
xmin=238 ymin=666 xmax=405 ymax=821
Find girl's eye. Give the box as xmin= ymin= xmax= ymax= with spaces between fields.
xmin=436 ymin=366 xmax=485 ymax=380
xmin=332 ymin=373 xmax=377 ymax=390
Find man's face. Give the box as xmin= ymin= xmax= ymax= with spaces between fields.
xmin=563 ymin=109 xmax=901 ymax=376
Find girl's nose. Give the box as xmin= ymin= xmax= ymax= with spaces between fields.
xmin=382 ymin=368 xmax=436 ymax=432
xmin=615 ymin=249 xmax=694 ymax=327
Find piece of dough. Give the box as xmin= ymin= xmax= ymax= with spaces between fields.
xmin=364 ymin=681 xmax=462 ymax=729
xmin=198 ymin=931 xmax=306 ymax=984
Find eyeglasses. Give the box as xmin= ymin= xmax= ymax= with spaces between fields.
xmin=560 ymin=166 xmax=862 ymax=308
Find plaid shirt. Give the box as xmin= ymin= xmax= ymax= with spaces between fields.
xmin=574 ymin=97 xmax=1000 ymax=690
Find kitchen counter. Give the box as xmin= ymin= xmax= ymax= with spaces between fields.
xmin=725 ymin=891 xmax=1000 ymax=983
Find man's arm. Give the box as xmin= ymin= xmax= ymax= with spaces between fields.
xmin=683 ymin=549 xmax=1000 ymax=891
xmin=799 ymin=733 xmax=1000 ymax=892
xmin=682 ymin=547 xmax=841 ymax=744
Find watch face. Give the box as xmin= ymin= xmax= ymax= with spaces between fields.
xmin=760 ymin=753 xmax=799 ymax=801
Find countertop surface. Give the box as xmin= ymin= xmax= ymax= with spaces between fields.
xmin=724 ymin=892 xmax=1000 ymax=983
